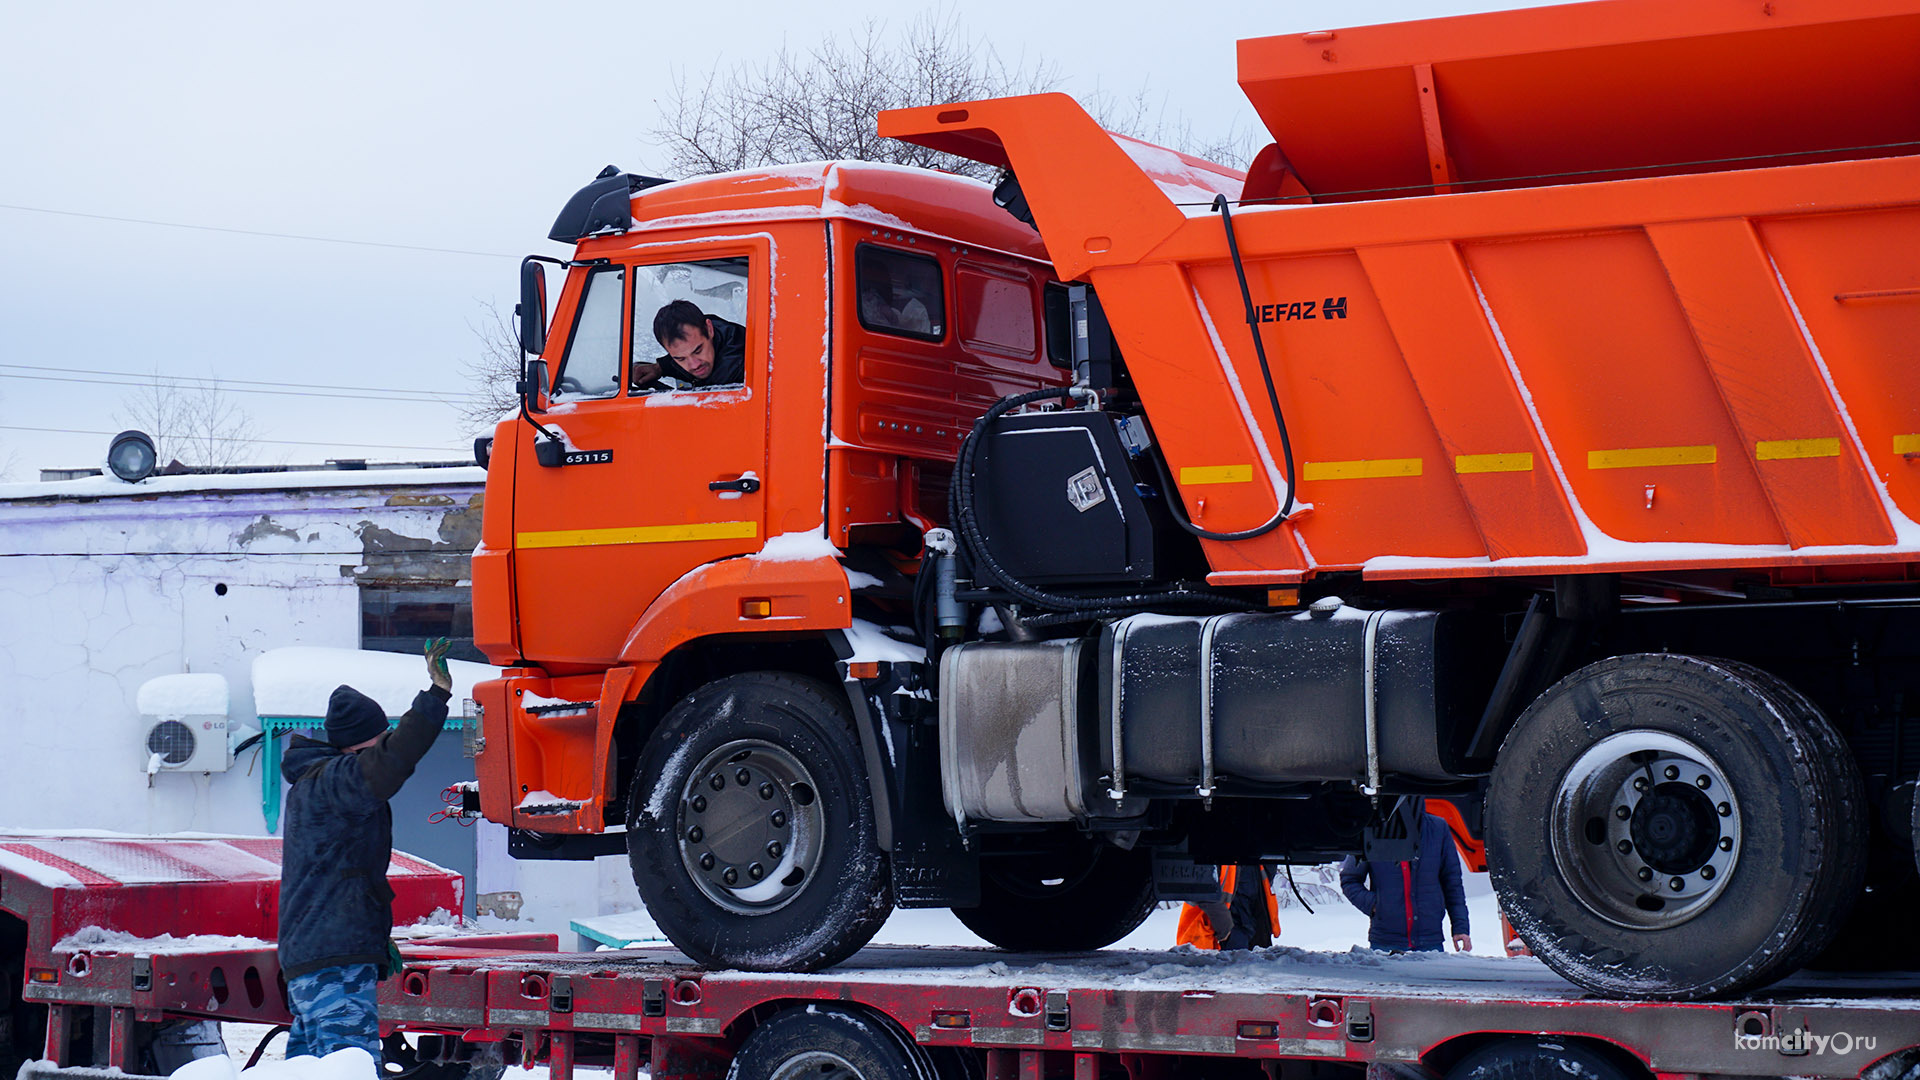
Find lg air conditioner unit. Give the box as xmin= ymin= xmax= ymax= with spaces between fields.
xmin=136 ymin=673 xmax=234 ymax=773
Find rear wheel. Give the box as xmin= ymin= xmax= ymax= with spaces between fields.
xmin=729 ymin=1006 xmax=936 ymax=1080
xmin=1487 ymin=654 xmax=1865 ymax=1000
xmin=953 ymin=840 xmax=1156 ymax=952
xmin=628 ymin=672 xmax=892 ymax=972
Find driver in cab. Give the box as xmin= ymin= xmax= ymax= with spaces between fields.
xmin=647 ymin=300 xmax=746 ymax=389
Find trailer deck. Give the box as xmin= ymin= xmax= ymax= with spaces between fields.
xmin=7 ymin=836 xmax=1919 ymax=1078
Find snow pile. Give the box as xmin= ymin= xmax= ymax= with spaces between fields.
xmin=389 ymin=908 xmax=464 ymax=939
xmin=0 ymin=847 xmax=83 ymax=888
xmin=56 ymin=926 xmax=271 ymax=954
xmin=753 ymin=530 xmax=841 ymax=562
xmin=1112 ymin=134 xmax=1245 ymax=213
xmin=252 ymin=647 xmax=501 ymax=718
xmin=841 ymin=619 xmax=925 ymax=664
xmin=178 ymin=1045 xmax=376 ymax=1080
xmin=137 ymin=673 xmax=230 ymax=718
xmin=516 ymin=790 xmax=582 ymax=811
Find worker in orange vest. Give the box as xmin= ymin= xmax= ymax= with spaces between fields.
xmin=1176 ymin=864 xmax=1281 ymax=950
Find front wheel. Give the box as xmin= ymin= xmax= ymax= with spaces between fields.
xmin=628 ymin=672 xmax=892 ymax=972
xmin=1488 ymin=654 xmax=1865 ymax=1000
xmin=953 ymin=841 xmax=1156 ymax=952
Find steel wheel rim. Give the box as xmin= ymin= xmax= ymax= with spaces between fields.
xmin=676 ymin=738 xmax=825 ymax=916
xmin=768 ymin=1051 xmax=863 ymax=1080
xmin=1551 ymin=729 xmax=1742 ymax=930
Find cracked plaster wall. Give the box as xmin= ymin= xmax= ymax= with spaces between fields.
xmin=0 ymin=480 xmax=483 ymax=836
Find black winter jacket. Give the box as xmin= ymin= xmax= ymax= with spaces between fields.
xmin=277 ymin=685 xmax=449 ymax=978
xmin=660 ymin=315 xmax=746 ymax=387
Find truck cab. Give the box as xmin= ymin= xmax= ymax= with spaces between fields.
xmin=470 ymin=162 xmax=1078 ymax=971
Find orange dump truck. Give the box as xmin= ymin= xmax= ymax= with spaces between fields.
xmin=470 ymin=0 xmax=1920 ymax=1000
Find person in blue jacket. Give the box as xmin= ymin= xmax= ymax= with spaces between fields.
xmin=277 ymin=639 xmax=454 ymax=1059
xmin=1339 ymin=806 xmax=1473 ymax=953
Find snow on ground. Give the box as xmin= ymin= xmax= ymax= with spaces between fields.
xmin=566 ymin=866 xmax=1511 ymax=959
xmin=222 ymin=1023 xmax=578 ymax=1080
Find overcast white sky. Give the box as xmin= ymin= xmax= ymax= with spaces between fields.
xmin=0 ymin=0 xmax=1561 ymax=478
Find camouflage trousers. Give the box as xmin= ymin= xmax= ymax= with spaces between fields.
xmin=286 ymin=962 xmax=381 ymax=1060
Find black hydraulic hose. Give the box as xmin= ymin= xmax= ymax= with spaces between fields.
xmin=950 ymin=387 xmax=1259 ymax=615
xmin=1155 ymin=194 xmax=1299 ymax=543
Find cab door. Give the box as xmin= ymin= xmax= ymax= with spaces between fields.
xmin=512 ymin=241 xmax=770 ymax=667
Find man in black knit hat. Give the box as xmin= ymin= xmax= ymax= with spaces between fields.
xmin=276 ymin=639 xmax=454 ymax=1060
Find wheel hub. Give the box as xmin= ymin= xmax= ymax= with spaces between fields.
xmin=677 ymin=739 xmax=823 ymax=915
xmin=1552 ymin=731 xmax=1742 ymax=930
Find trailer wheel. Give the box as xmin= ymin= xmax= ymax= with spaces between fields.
xmin=1488 ymin=654 xmax=1865 ymax=1000
xmin=953 ymin=841 xmax=1155 ymax=952
xmin=628 ymin=672 xmax=892 ymax=972
xmin=1446 ymin=1037 xmax=1638 ymax=1080
xmin=729 ymin=1005 xmax=937 ymax=1080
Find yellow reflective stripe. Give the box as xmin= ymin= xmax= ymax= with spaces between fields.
xmin=1302 ymin=458 xmax=1423 ymax=481
xmin=516 ymin=520 xmax=758 ymax=550
xmin=1755 ymin=437 xmax=1841 ymax=461
xmin=1454 ymin=452 xmax=1534 ymax=474
xmin=1895 ymin=434 xmax=1920 ymax=455
xmin=1180 ymin=464 xmax=1254 ymax=486
xmin=1587 ymin=445 xmax=1716 ymax=470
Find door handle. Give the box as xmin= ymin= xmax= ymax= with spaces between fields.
xmin=709 ymin=475 xmax=761 ymax=494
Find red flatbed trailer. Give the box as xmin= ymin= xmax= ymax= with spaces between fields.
xmin=4 ymin=837 xmax=1919 ymax=1080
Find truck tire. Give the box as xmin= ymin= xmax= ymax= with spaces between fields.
xmin=1488 ymin=654 xmax=1866 ymax=1000
xmin=953 ymin=842 xmax=1155 ymax=952
xmin=1446 ymin=1037 xmax=1637 ymax=1080
xmin=729 ymin=1005 xmax=937 ymax=1080
xmin=627 ymin=672 xmax=892 ymax=972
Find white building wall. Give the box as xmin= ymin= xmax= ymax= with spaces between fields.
xmin=0 ymin=470 xmax=484 ymax=836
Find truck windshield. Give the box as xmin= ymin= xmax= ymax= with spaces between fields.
xmin=552 ymin=266 xmax=625 ymax=402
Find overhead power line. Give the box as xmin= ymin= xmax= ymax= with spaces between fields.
xmin=0 ymin=362 xmax=488 ymax=401
xmin=0 ymin=371 xmax=469 ymax=405
xmin=0 ymin=424 xmax=473 ymax=453
xmin=0 ymin=202 xmax=521 ymax=260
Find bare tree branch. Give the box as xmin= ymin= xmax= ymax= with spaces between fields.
xmin=647 ymin=12 xmax=1073 ymax=181
xmin=459 ymin=302 xmax=524 ymax=436
xmin=114 ymin=374 xmax=261 ymax=471
xmin=646 ymin=12 xmax=1249 ymax=183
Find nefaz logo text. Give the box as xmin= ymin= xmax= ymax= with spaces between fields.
xmin=1255 ymin=297 xmax=1348 ymax=323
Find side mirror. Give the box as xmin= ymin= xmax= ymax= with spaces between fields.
xmin=517 ymin=259 xmax=548 ymax=356
xmin=519 ymin=359 xmax=549 ymax=415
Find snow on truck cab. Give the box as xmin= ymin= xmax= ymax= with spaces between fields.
xmin=470 ymin=0 xmax=1920 ymax=1001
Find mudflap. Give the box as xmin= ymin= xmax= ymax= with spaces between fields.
xmin=1151 ymin=843 xmax=1225 ymax=903
xmin=1362 ymin=795 xmax=1425 ymax=863
xmin=831 ymin=651 xmax=981 ymax=909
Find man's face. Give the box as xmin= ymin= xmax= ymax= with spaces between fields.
xmin=664 ymin=319 xmax=715 ymax=379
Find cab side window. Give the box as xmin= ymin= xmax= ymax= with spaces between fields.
xmin=552 ymin=266 xmax=625 ymax=401
xmin=856 ymin=244 xmax=944 ymax=341
xmin=630 ymin=257 xmax=752 ymax=394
